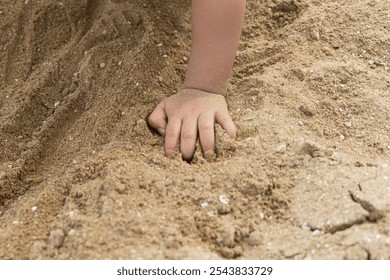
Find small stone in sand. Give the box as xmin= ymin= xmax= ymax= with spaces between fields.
xmin=259 ymin=212 xmax=265 ymax=220
xmin=200 ymin=202 xmax=208 ymax=208
xmin=31 ymin=206 xmax=37 ymax=212
xmin=99 ymin=63 xmax=106 ymax=69
xmin=275 ymin=143 xmax=287 ymax=154
xmin=313 ymin=229 xmax=322 ymax=236
xmin=301 ymin=223 xmax=311 ymax=231
xmin=219 ymin=195 xmax=229 ymax=205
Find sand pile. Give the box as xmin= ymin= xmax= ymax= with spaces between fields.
xmin=0 ymin=0 xmax=389 ymax=259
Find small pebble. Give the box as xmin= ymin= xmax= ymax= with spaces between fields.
xmin=31 ymin=206 xmax=37 ymax=212
xmin=259 ymin=212 xmax=265 ymax=220
xmin=200 ymin=202 xmax=208 ymax=208
xmin=313 ymin=229 xmax=322 ymax=236
xmin=183 ymin=56 xmax=188 ymax=61
xmin=54 ymin=101 xmax=60 ymax=108
xmin=301 ymin=223 xmax=311 ymax=231
xmin=99 ymin=62 xmax=106 ymax=69
xmin=310 ymin=28 xmax=320 ymax=41
xmin=156 ymin=43 xmax=163 ymax=47
xmin=219 ymin=195 xmax=229 ymax=205
xmin=345 ymin=121 xmax=352 ymax=128
xmin=368 ymin=60 xmax=374 ymax=65
xmin=162 ymin=54 xmax=168 ymax=58
xmin=68 ymin=229 xmax=76 ymax=236
xmin=275 ymin=143 xmax=287 ymax=154
xmin=12 ymin=220 xmax=20 ymax=225
xmin=158 ymin=76 xmax=163 ymax=82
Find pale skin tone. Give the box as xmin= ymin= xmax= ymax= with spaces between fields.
xmin=148 ymin=0 xmax=246 ymax=160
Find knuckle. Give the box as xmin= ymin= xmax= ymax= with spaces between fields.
xmin=198 ymin=122 xmax=214 ymax=131
xmin=165 ymin=132 xmax=177 ymax=140
xmin=218 ymin=114 xmax=231 ymax=123
xmin=181 ymin=130 xmax=196 ymax=141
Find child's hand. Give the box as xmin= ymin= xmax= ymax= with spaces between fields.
xmin=148 ymin=88 xmax=236 ymax=160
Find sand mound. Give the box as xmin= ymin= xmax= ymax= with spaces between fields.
xmin=0 ymin=0 xmax=389 ymax=259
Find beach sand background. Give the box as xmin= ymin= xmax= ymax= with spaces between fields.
xmin=0 ymin=0 xmax=389 ymax=259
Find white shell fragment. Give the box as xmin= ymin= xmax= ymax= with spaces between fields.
xmin=200 ymin=202 xmax=209 ymax=208
xmin=219 ymin=195 xmax=229 ymax=205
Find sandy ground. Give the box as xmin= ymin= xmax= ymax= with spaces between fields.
xmin=0 ymin=0 xmax=389 ymax=259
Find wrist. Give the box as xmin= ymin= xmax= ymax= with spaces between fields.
xmin=180 ymin=86 xmax=228 ymax=98
xmin=182 ymin=81 xmax=229 ymax=96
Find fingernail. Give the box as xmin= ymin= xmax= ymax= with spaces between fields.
xmin=157 ymin=128 xmax=165 ymax=136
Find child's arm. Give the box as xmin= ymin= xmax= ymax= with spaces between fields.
xmin=148 ymin=0 xmax=246 ymax=160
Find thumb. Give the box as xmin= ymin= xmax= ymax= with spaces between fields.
xmin=148 ymin=102 xmax=167 ymax=135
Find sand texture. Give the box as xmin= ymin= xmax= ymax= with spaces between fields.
xmin=0 ymin=0 xmax=389 ymax=259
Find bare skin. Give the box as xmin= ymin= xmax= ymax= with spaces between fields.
xmin=148 ymin=0 xmax=246 ymax=160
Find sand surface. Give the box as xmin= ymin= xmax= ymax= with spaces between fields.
xmin=0 ymin=0 xmax=389 ymax=259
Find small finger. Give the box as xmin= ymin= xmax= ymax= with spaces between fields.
xmin=215 ymin=111 xmax=236 ymax=139
xmin=180 ymin=117 xmax=198 ymax=161
xmin=148 ymin=102 xmax=167 ymax=135
xmin=198 ymin=113 xmax=215 ymax=153
xmin=164 ymin=118 xmax=181 ymax=156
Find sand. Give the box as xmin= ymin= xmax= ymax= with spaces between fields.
xmin=0 ymin=0 xmax=389 ymax=259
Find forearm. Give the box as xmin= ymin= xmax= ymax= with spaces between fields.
xmin=183 ymin=0 xmax=246 ymax=94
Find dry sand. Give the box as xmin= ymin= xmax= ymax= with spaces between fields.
xmin=0 ymin=0 xmax=389 ymax=259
